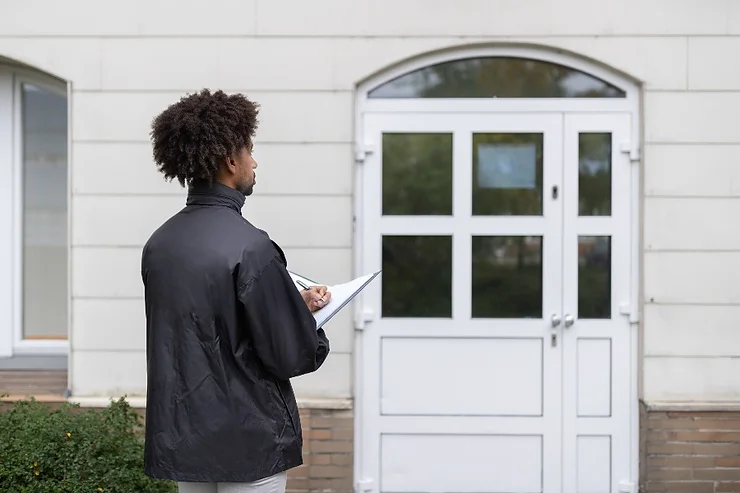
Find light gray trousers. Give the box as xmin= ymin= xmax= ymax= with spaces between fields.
xmin=178 ymin=471 xmax=287 ymax=493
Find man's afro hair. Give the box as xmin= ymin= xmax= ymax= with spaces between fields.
xmin=150 ymin=89 xmax=260 ymax=187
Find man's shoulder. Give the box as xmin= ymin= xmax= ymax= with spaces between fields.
xmin=235 ymin=223 xmax=291 ymax=288
xmin=240 ymin=223 xmax=281 ymax=263
xmin=143 ymin=208 xmax=266 ymax=259
xmin=149 ymin=206 xmax=256 ymax=239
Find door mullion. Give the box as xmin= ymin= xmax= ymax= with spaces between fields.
xmin=540 ymin=114 xmax=565 ymax=493
xmin=453 ymin=130 xmax=471 ymax=321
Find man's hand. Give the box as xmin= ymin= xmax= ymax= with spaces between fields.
xmin=300 ymin=285 xmax=331 ymax=313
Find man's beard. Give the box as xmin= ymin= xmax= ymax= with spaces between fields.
xmin=237 ymin=177 xmax=254 ymax=196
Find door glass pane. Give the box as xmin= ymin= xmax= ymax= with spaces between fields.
xmin=579 ymin=133 xmax=612 ymax=216
xmin=368 ymin=57 xmax=627 ymax=99
xmin=473 ymin=133 xmax=543 ymax=216
xmin=22 ymin=83 xmax=68 ymax=339
xmin=382 ymin=236 xmax=452 ymax=318
xmin=382 ymin=133 xmax=452 ymax=215
xmin=472 ymin=236 xmax=543 ymax=318
xmin=578 ymin=236 xmax=611 ymax=319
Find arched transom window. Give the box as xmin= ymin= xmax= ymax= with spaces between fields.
xmin=368 ymin=56 xmax=626 ymax=99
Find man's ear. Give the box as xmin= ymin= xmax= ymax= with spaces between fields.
xmin=223 ymin=155 xmax=237 ymax=175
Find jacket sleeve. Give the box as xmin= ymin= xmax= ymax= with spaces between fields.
xmin=237 ymin=256 xmax=330 ymax=381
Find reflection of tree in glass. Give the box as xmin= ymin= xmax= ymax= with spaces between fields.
xmin=381 ymin=236 xmax=452 ymax=318
xmin=369 ymin=57 xmax=626 ymax=99
xmin=472 ymin=236 xmax=543 ymax=319
xmin=382 ymin=133 xmax=453 ymax=215
xmin=473 ymin=133 xmax=543 ymax=216
xmin=578 ymin=237 xmax=611 ymax=319
xmin=578 ymin=133 xmax=612 ymax=216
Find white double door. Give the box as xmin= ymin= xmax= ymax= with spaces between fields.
xmin=358 ymin=112 xmax=634 ymax=493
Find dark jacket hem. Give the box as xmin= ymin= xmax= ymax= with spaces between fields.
xmin=145 ymin=455 xmax=303 ymax=483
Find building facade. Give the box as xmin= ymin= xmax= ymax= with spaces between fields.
xmin=2 ymin=1 xmax=740 ymax=491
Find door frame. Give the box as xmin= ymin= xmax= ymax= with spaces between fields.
xmin=0 ymin=63 xmax=71 ymax=358
xmin=352 ymin=44 xmax=642 ymax=493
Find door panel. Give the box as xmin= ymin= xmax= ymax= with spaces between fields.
xmin=561 ymin=113 xmax=633 ymax=493
xmin=361 ymin=113 xmax=564 ymax=493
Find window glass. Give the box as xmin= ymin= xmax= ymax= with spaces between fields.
xmin=472 ymin=133 xmax=544 ymax=216
xmin=579 ymin=133 xmax=612 ymax=216
xmin=382 ymin=133 xmax=453 ymax=215
xmin=21 ymin=82 xmax=68 ymax=339
xmin=578 ymin=236 xmax=611 ymax=319
xmin=472 ymin=236 xmax=543 ymax=319
xmin=382 ymin=235 xmax=452 ymax=318
xmin=368 ymin=57 xmax=626 ymax=99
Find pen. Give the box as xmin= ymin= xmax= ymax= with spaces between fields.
xmin=296 ymin=279 xmax=311 ymax=290
xmin=296 ymin=279 xmax=326 ymax=304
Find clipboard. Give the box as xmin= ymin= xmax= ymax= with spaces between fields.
xmin=288 ymin=271 xmax=381 ymax=329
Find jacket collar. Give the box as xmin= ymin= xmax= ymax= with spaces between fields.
xmin=186 ymin=180 xmax=246 ymax=214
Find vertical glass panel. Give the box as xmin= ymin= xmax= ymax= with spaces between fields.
xmin=382 ymin=133 xmax=453 ymax=215
xmin=472 ymin=236 xmax=543 ymax=319
xmin=472 ymin=133 xmax=543 ymax=216
xmin=578 ymin=236 xmax=611 ymax=319
xmin=382 ymin=236 xmax=452 ymax=317
xmin=579 ymin=133 xmax=612 ymax=216
xmin=368 ymin=57 xmax=627 ymax=99
xmin=22 ymin=83 xmax=68 ymax=339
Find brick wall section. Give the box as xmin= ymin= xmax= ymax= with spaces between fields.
xmin=289 ymin=408 xmax=354 ymax=493
xmin=645 ymin=407 xmax=740 ymax=493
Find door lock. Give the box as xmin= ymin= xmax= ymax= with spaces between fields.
xmin=550 ymin=314 xmax=561 ymax=347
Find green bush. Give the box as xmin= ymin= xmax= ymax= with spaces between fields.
xmin=0 ymin=397 xmax=176 ymax=493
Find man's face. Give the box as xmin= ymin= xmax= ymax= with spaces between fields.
xmin=234 ymin=146 xmax=258 ymax=196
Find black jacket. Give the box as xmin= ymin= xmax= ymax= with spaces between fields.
xmin=140 ymin=182 xmax=330 ymax=482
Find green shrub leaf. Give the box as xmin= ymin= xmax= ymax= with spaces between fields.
xmin=0 ymin=397 xmax=176 ymax=493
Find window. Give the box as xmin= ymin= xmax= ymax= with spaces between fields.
xmin=0 ymin=65 xmax=68 ymax=356
xmin=368 ymin=56 xmax=626 ymax=99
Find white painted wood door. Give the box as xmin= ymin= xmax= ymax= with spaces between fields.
xmin=357 ymin=112 xmax=634 ymax=493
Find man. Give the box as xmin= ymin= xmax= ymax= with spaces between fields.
xmin=141 ymin=89 xmax=331 ymax=493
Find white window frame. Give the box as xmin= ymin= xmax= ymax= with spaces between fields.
xmin=351 ymin=44 xmax=643 ymax=493
xmin=0 ymin=63 xmax=71 ymax=357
